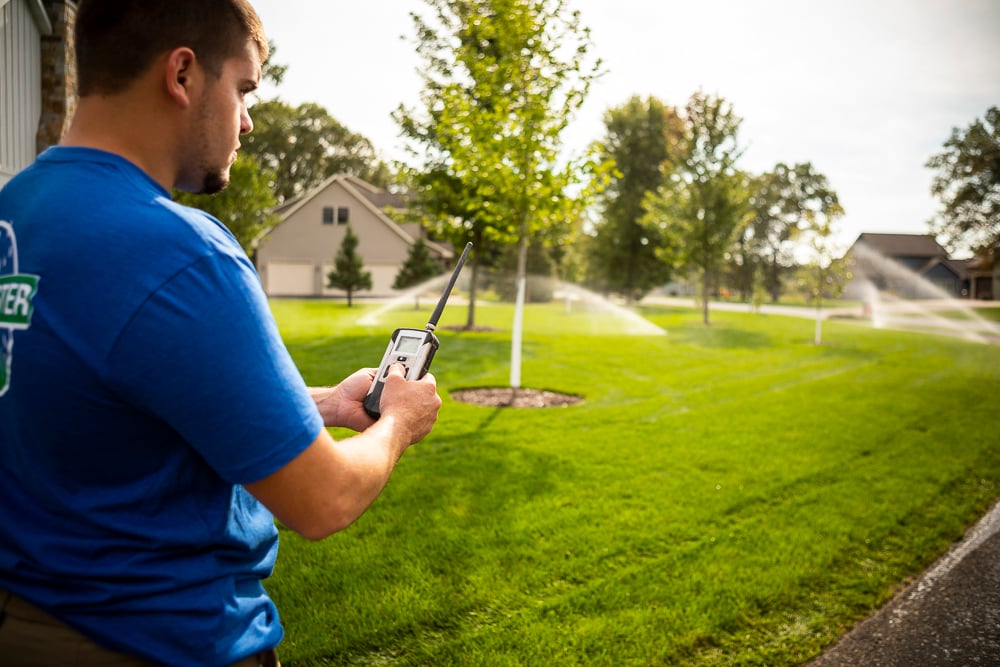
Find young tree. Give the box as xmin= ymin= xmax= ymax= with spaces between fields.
xmin=641 ymin=92 xmax=751 ymax=325
xmin=393 ymin=237 xmax=443 ymax=308
xmin=589 ymin=95 xmax=685 ymax=302
xmin=326 ymin=225 xmax=372 ymax=307
xmin=802 ymin=209 xmax=846 ymax=345
xmin=926 ymin=106 xmax=1000 ymax=254
xmin=745 ymin=162 xmax=843 ymax=302
xmin=394 ymin=0 xmax=607 ymax=333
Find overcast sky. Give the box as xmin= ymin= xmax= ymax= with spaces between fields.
xmin=249 ymin=0 xmax=1000 ymax=252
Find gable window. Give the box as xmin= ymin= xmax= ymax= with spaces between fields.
xmin=337 ymin=207 xmax=350 ymax=224
xmin=322 ymin=207 xmax=335 ymax=224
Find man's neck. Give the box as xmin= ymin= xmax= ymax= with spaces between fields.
xmin=61 ymin=92 xmax=180 ymax=192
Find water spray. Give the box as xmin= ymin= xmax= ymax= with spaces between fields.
xmin=850 ymin=243 xmax=1000 ymax=344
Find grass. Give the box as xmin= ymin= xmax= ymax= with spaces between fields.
xmin=939 ymin=305 xmax=1000 ymax=322
xmin=265 ymin=298 xmax=1000 ymax=666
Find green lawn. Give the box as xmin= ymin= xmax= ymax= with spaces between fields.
xmin=266 ymin=299 xmax=1000 ymax=666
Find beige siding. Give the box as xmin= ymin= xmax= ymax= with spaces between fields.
xmin=257 ymin=178 xmax=416 ymax=297
xmin=265 ymin=261 xmax=315 ymax=296
xmin=320 ymin=262 xmax=397 ymax=297
xmin=0 ymin=0 xmax=45 ymax=187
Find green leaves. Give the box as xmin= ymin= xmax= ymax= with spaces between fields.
xmin=641 ymin=93 xmax=751 ymax=324
xmin=588 ymin=96 xmax=683 ymax=301
xmin=393 ymin=237 xmax=444 ymax=291
xmin=926 ymin=105 xmax=1000 ymax=253
xmin=243 ymin=100 xmax=391 ymax=203
xmin=395 ymin=0 xmax=606 ymax=315
xmin=746 ymin=162 xmax=844 ymax=302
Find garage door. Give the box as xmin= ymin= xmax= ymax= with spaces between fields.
xmin=320 ymin=263 xmax=398 ymax=297
xmin=265 ymin=261 xmax=315 ymax=296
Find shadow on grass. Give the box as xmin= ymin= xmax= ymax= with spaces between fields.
xmin=669 ymin=322 xmax=774 ymax=349
xmin=272 ymin=432 xmax=568 ymax=664
xmin=407 ymin=432 xmax=563 ymax=512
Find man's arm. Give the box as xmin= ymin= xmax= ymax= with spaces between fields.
xmin=244 ymin=364 xmax=440 ymax=540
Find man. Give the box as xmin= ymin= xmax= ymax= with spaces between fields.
xmin=0 ymin=1 xmax=441 ymax=665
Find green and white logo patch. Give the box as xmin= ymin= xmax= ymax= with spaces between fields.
xmin=0 ymin=220 xmax=40 ymax=396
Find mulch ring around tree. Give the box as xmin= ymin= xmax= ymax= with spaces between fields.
xmin=451 ymin=387 xmax=583 ymax=408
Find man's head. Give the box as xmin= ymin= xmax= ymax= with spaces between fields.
xmin=75 ymin=0 xmax=268 ymax=97
xmin=73 ymin=0 xmax=268 ymax=194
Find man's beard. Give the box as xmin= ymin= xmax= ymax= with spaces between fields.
xmin=191 ymin=96 xmax=233 ymax=195
xmin=199 ymin=168 xmax=230 ymax=195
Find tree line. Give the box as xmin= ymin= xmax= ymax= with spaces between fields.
xmin=176 ymin=0 xmax=999 ymax=327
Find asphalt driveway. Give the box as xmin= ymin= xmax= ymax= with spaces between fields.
xmin=808 ymin=499 xmax=1000 ymax=666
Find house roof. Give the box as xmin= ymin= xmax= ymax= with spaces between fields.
xmin=852 ymin=233 xmax=949 ymax=258
xmin=1 ymin=0 xmax=54 ymax=34
xmin=950 ymin=256 xmax=979 ymax=272
xmin=918 ymin=256 xmax=967 ymax=280
xmin=336 ymin=175 xmax=412 ymax=210
xmin=271 ymin=175 xmax=396 ymax=216
xmin=264 ymin=174 xmax=453 ymax=259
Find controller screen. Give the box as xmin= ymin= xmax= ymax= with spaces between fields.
xmin=395 ymin=335 xmax=422 ymax=355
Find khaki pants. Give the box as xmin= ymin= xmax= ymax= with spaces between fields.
xmin=0 ymin=590 xmax=279 ymax=667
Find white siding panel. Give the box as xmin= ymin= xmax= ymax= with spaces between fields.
xmin=0 ymin=0 xmax=43 ymax=187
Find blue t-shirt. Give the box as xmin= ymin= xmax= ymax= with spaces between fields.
xmin=0 ymin=147 xmax=324 ymax=665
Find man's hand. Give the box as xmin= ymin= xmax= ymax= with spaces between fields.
xmin=310 ymin=368 xmax=377 ymax=432
xmin=377 ymin=363 xmax=441 ymax=445
xmin=310 ymin=365 xmax=441 ymax=443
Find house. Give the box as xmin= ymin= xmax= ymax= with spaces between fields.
xmin=952 ymin=250 xmax=998 ymax=301
xmin=0 ymin=0 xmax=75 ymax=188
xmin=843 ymin=232 xmax=996 ymax=300
xmin=255 ymin=174 xmax=453 ymax=297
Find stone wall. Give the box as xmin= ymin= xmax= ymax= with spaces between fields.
xmin=37 ymin=1 xmax=77 ymax=152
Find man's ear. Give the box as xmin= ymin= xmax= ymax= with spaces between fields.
xmin=164 ymin=47 xmax=198 ymax=108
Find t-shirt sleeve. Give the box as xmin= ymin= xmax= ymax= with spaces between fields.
xmin=105 ymin=252 xmax=323 ymax=484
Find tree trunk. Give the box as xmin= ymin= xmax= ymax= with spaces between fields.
xmin=510 ymin=234 xmax=529 ymax=389
xmin=814 ymin=264 xmax=824 ymax=344
xmin=701 ymin=270 xmax=710 ymax=325
xmin=768 ymin=260 xmax=781 ymax=303
xmin=465 ymin=255 xmax=479 ymax=329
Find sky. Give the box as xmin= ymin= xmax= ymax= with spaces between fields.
xmin=248 ymin=0 xmax=1000 ymax=253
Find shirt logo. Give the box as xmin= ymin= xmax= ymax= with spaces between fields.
xmin=0 ymin=220 xmax=40 ymax=396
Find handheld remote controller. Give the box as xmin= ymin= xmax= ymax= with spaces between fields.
xmin=363 ymin=242 xmax=472 ymax=419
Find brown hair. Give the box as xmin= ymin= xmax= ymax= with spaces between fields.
xmin=75 ymin=0 xmax=269 ymax=96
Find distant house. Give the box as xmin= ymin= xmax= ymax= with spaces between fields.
xmin=255 ymin=175 xmax=452 ymax=298
xmin=843 ymin=232 xmax=997 ymax=300
xmin=952 ymin=250 xmax=998 ymax=301
xmin=0 ymin=0 xmax=75 ymax=188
